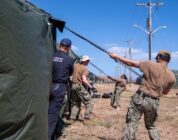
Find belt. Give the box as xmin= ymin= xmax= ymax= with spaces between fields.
xmin=137 ymin=90 xmax=159 ymax=100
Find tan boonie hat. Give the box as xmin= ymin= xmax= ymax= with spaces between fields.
xmin=81 ymin=55 xmax=90 ymax=61
xmin=155 ymin=50 xmax=171 ymax=62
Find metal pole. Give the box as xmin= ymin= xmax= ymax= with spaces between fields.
xmin=148 ymin=32 xmax=152 ymax=60
xmin=124 ymin=49 xmax=127 ymax=75
xmin=129 ymin=48 xmax=132 ymax=86
xmin=148 ymin=0 xmax=152 ymax=60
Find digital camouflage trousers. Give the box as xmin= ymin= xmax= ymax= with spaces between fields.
xmin=111 ymin=86 xmax=122 ymax=108
xmin=70 ymin=83 xmax=93 ymax=119
xmin=121 ymin=91 xmax=160 ymax=140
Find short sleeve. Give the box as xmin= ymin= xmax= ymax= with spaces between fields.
xmin=139 ymin=61 xmax=153 ymax=73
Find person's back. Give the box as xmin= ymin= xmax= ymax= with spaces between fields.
xmin=139 ymin=61 xmax=175 ymax=97
xmin=72 ymin=63 xmax=87 ymax=84
xmin=52 ymin=50 xmax=73 ymax=83
xmin=115 ymin=77 xmax=127 ymax=89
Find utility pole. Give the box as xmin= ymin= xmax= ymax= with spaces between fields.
xmin=135 ymin=0 xmax=165 ymax=60
xmin=114 ymin=65 xmax=119 ymax=78
xmin=124 ymin=49 xmax=127 ymax=75
xmin=129 ymin=48 xmax=132 ymax=86
xmin=125 ymin=40 xmax=133 ymax=86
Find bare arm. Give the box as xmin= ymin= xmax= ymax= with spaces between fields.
xmin=109 ymin=52 xmax=140 ymax=68
xmin=82 ymin=75 xmax=93 ymax=89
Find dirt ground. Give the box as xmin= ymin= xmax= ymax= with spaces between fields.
xmin=60 ymin=84 xmax=178 ymax=140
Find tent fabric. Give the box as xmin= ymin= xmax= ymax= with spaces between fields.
xmin=0 ymin=0 xmax=55 ymax=139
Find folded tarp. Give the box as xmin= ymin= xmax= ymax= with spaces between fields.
xmin=0 ymin=0 xmax=55 ymax=139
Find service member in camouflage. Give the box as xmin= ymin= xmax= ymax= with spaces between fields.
xmin=70 ymin=55 xmax=97 ymax=122
xmin=108 ymin=74 xmax=128 ymax=109
xmin=109 ymin=50 xmax=176 ymax=140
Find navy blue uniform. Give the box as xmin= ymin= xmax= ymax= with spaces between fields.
xmin=48 ymin=50 xmax=73 ymax=140
xmin=52 ymin=50 xmax=73 ymax=83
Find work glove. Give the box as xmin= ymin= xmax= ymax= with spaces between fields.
xmin=91 ymin=87 xmax=97 ymax=93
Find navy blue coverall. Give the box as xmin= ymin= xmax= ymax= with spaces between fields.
xmin=48 ymin=50 xmax=73 ymax=140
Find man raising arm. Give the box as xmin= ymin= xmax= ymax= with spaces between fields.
xmin=109 ymin=50 xmax=176 ymax=140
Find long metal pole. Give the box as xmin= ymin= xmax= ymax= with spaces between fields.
xmin=129 ymin=48 xmax=132 ymax=86
xmin=148 ymin=0 xmax=152 ymax=60
xmin=148 ymin=32 xmax=152 ymax=60
xmin=64 ymin=26 xmax=142 ymax=77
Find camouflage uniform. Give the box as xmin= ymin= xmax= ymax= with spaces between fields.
xmin=70 ymin=83 xmax=93 ymax=119
xmin=111 ymin=86 xmax=122 ymax=108
xmin=109 ymin=51 xmax=176 ymax=140
xmin=59 ymin=83 xmax=72 ymax=118
xmin=110 ymin=76 xmax=127 ymax=108
xmin=59 ymin=93 xmax=68 ymax=118
xmin=121 ymin=91 xmax=160 ymax=140
xmin=120 ymin=50 xmax=177 ymax=139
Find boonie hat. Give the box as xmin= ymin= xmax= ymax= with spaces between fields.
xmin=81 ymin=55 xmax=90 ymax=62
xmin=60 ymin=38 xmax=72 ymax=47
xmin=155 ymin=50 xmax=171 ymax=62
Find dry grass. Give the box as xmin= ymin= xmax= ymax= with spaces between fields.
xmin=60 ymin=84 xmax=178 ymax=140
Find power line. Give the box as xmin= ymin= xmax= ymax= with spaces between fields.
xmin=135 ymin=0 xmax=165 ymax=60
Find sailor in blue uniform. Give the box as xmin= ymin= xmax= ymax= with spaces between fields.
xmin=48 ymin=38 xmax=74 ymax=140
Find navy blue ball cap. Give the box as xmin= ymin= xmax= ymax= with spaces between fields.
xmin=60 ymin=38 xmax=72 ymax=47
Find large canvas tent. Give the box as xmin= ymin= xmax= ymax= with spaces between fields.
xmin=0 ymin=0 xmax=56 ymax=139
xmin=0 ymin=1 xmax=100 ymax=139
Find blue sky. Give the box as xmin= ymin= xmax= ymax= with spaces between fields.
xmin=30 ymin=0 xmax=178 ymax=79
